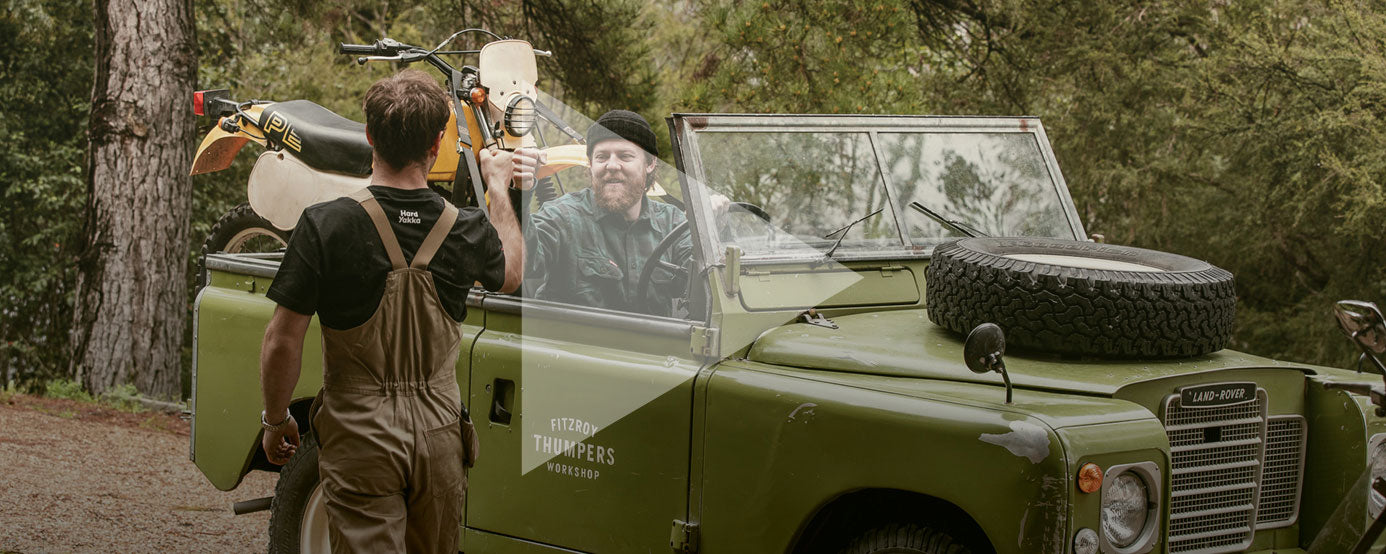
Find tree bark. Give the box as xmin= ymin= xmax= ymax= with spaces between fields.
xmin=71 ymin=0 xmax=197 ymax=399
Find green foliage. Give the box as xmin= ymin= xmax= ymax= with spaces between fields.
xmin=43 ymin=379 xmax=92 ymax=402
xmin=42 ymin=378 xmax=145 ymax=412
xmin=99 ymin=383 xmax=146 ymax=413
xmin=0 ymin=0 xmax=92 ymax=386
xmin=0 ymin=380 xmax=17 ymax=404
xmin=2 ymin=0 xmax=1381 ymax=380
xmin=685 ymin=0 xmax=1386 ymax=366
xmin=457 ymin=0 xmax=661 ymax=116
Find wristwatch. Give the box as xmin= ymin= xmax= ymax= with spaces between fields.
xmin=261 ymin=410 xmax=294 ymax=431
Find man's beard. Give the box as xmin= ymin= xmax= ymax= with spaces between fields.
xmin=594 ymin=173 xmax=644 ymax=214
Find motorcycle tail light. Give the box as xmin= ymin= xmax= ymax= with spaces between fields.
xmin=193 ymin=89 xmax=232 ymax=118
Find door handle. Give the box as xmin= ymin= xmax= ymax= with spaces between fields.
xmin=489 ymin=378 xmax=514 ymax=425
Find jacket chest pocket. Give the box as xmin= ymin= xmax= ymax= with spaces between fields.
xmin=574 ymin=254 xmax=626 ymax=304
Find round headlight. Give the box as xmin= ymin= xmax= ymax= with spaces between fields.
xmin=1101 ymin=472 xmax=1149 ymax=548
xmin=503 ymin=95 xmax=536 ymax=137
xmin=1073 ymin=528 xmax=1099 ymax=554
xmin=1369 ymin=433 xmax=1386 ymax=518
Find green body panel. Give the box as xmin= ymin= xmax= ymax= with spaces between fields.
xmin=461 ymin=308 xmax=698 ymax=554
xmin=461 ymin=527 xmax=582 ymax=553
xmin=192 ymin=282 xmax=323 ymax=491
xmin=749 ymin=308 xmax=1298 ymax=395
xmin=697 ymin=362 xmax=1077 ymax=553
xmin=1299 ymin=371 xmax=1386 ymax=547
xmin=190 ymin=267 xmax=486 ymax=491
xmin=193 ymin=257 xmax=1386 ymax=553
xmin=1055 ymin=422 xmax=1169 ymax=552
xmin=737 ymin=266 xmax=919 ymax=310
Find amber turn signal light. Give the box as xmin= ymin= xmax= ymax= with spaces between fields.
xmin=1077 ymin=463 xmax=1103 ymax=493
xmin=469 ymin=87 xmax=488 ymax=105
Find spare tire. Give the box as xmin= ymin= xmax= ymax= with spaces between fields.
xmin=926 ymin=237 xmax=1236 ymax=357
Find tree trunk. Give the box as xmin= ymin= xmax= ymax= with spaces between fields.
xmin=71 ymin=0 xmax=197 ymax=399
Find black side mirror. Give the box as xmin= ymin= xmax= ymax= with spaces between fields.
xmin=1335 ymin=301 xmax=1386 ymax=377
xmin=964 ymin=323 xmax=1013 ymax=403
xmin=1337 ymin=300 xmax=1386 ymax=355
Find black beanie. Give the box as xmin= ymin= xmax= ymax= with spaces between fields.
xmin=586 ymin=109 xmax=658 ymax=159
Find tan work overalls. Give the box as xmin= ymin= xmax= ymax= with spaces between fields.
xmin=311 ymin=187 xmax=476 ymax=553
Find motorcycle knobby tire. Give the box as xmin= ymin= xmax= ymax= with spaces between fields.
xmin=926 ymin=237 xmax=1236 ymax=358
xmin=201 ymin=202 xmax=291 ymax=256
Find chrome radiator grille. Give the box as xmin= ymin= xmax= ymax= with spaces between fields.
xmin=1256 ymin=416 xmax=1306 ymax=528
xmin=1164 ymin=389 xmax=1267 ymax=554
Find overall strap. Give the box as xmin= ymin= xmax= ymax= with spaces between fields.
xmin=348 ymin=187 xmax=407 ymax=270
xmin=411 ymin=202 xmax=459 ymax=270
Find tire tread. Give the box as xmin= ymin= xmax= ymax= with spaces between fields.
xmin=926 ymin=238 xmax=1236 ymax=357
xmin=840 ymin=523 xmax=971 ymax=554
xmin=201 ymin=202 xmax=290 ymax=256
xmin=268 ymin=432 xmax=319 ymax=554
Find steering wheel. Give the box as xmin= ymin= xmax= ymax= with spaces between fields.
xmin=634 ymin=202 xmax=770 ymax=307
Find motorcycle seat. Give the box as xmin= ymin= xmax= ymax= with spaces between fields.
xmin=258 ymin=100 xmax=373 ymax=176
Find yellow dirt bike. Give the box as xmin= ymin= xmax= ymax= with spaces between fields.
xmin=190 ymin=29 xmax=588 ymax=254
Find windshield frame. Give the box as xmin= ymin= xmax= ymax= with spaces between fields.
xmin=669 ymin=114 xmax=1087 ymax=269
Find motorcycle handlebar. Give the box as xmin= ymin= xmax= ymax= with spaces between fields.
xmin=338 ymin=42 xmax=380 ymax=55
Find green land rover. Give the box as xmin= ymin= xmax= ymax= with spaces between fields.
xmin=191 ymin=114 xmax=1385 ymax=553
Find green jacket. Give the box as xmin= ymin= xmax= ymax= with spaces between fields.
xmin=524 ymin=187 xmax=691 ymax=317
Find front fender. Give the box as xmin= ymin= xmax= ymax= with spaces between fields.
xmin=698 ymin=362 xmax=1096 ymax=554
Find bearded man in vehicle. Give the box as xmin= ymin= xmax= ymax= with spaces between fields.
xmin=525 ymin=109 xmax=723 ymax=317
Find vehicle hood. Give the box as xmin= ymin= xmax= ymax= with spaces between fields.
xmin=745 ymin=309 xmax=1311 ymax=396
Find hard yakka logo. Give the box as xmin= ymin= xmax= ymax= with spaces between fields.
xmin=1179 ymin=382 xmax=1257 ymax=408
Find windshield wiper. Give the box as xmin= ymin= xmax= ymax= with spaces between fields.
xmin=908 ymin=201 xmax=988 ymax=238
xmin=813 ymin=208 xmax=883 ymax=267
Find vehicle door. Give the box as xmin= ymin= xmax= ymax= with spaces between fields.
xmin=463 ymin=293 xmax=705 ymax=553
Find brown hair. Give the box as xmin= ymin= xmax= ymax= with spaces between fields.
xmin=363 ymin=69 xmax=450 ymax=171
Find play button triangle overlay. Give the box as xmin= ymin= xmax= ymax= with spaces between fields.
xmin=518 ymin=185 xmax=860 ymax=474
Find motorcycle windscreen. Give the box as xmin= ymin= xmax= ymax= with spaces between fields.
xmin=479 ymin=40 xmax=538 ymax=150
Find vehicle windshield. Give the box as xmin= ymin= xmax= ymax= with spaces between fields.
xmin=687 ymin=117 xmax=1081 ymax=261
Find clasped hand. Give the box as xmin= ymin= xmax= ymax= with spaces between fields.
xmin=480 ymin=147 xmax=547 ymax=190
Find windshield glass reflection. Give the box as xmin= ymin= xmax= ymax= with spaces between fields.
xmin=693 ymin=127 xmax=1075 ymax=259
xmin=696 ymin=131 xmax=901 ymax=258
xmin=878 ymin=132 xmax=1070 ymax=242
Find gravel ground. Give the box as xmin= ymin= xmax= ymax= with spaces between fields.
xmin=0 ymin=395 xmax=277 ymax=553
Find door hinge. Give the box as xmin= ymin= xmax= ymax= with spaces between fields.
xmin=690 ymin=326 xmax=719 ymax=359
xmin=670 ymin=519 xmax=699 ymax=554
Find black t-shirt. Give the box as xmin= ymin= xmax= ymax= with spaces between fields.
xmin=266 ymin=185 xmax=505 ymax=330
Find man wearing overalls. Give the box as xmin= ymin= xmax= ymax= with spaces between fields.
xmin=256 ymin=69 xmax=541 ymax=552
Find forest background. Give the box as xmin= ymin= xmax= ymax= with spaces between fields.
xmin=1 ymin=0 xmax=1384 ymax=398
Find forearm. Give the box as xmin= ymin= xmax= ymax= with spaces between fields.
xmin=487 ymin=187 xmax=525 ymax=293
xmin=510 ymin=187 xmax=529 ymax=223
xmin=260 ymin=307 xmax=308 ymax=421
xmin=260 ymin=341 xmax=301 ymax=421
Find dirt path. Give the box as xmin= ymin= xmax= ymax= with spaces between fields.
xmin=0 ymin=395 xmax=277 ymax=553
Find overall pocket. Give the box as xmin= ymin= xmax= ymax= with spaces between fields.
xmin=423 ymin=419 xmax=464 ymax=499
xmin=460 ymin=412 xmax=481 ymax=468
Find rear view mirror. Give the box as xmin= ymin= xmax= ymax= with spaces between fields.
xmin=964 ymin=323 xmax=1006 ymax=374
xmin=1335 ymin=300 xmax=1386 ymax=355
xmin=964 ymin=323 xmax=1012 ymax=403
